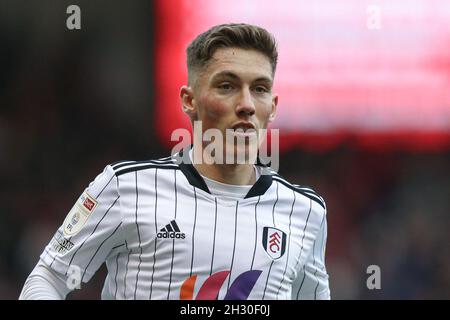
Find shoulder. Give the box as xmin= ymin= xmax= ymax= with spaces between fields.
xmin=269 ymin=170 xmax=326 ymax=211
xmin=109 ymin=155 xmax=179 ymax=177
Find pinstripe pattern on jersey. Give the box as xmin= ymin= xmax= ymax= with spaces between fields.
xmin=272 ymin=175 xmax=325 ymax=209
xmin=42 ymin=171 xmax=118 ymax=267
xmin=41 ymin=148 xmax=328 ymax=300
xmin=271 ymin=172 xmax=323 ymax=194
xmin=167 ymin=170 xmax=178 ymax=299
xmin=296 ymin=265 xmax=307 ymax=299
xmin=262 ymin=261 xmax=274 ymax=300
xmin=133 ymin=171 xmax=143 ymax=300
xmin=273 ymin=175 xmax=324 ymax=205
xmin=209 ymin=198 xmax=218 ymax=276
xmin=189 ymin=187 xmax=198 ymax=278
xmin=81 ymin=221 xmax=123 ymax=282
xmin=295 ymin=186 xmax=326 ymax=207
xmin=149 ymin=168 xmax=158 ymax=299
xmin=65 ymin=195 xmax=120 ymax=276
xmin=96 ymin=174 xmax=116 ymax=199
xmin=293 ymin=198 xmax=312 ymax=285
xmin=262 ymin=187 xmax=280 ymax=300
xmin=312 ymin=233 xmax=318 ymax=299
xmin=227 ymin=201 xmax=239 ymax=290
xmin=250 ymin=196 xmax=261 ymax=271
xmin=271 ymin=182 xmax=279 ymax=226
xmin=314 ymin=216 xmax=326 ymax=299
xmin=123 ymin=240 xmax=130 ymax=299
xmin=114 ymin=251 xmax=120 ymax=298
xmin=276 ymin=190 xmax=296 ymax=298
xmin=295 ymin=209 xmax=325 ymax=300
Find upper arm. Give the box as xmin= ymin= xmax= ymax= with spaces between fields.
xmin=39 ymin=165 xmax=125 ymax=283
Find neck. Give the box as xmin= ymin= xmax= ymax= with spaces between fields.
xmin=194 ymin=162 xmax=256 ymax=185
xmin=190 ymin=145 xmax=256 ymax=185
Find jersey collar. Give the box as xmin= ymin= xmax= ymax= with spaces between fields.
xmin=174 ymin=146 xmax=273 ymax=199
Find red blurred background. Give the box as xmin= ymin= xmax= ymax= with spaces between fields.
xmin=154 ymin=0 xmax=450 ymax=152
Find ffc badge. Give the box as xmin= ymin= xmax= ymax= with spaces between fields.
xmin=262 ymin=227 xmax=287 ymax=260
xmin=63 ymin=192 xmax=98 ymax=236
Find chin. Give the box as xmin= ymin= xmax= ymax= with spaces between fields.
xmin=225 ymin=142 xmax=258 ymax=165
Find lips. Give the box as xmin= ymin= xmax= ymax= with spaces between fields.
xmin=231 ymin=122 xmax=256 ymax=131
xmin=228 ymin=122 xmax=257 ymax=139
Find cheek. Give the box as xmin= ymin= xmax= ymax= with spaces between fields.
xmin=255 ymin=101 xmax=274 ymax=126
xmin=196 ymin=95 xmax=230 ymax=121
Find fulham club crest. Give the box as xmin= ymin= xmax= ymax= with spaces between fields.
xmin=262 ymin=227 xmax=287 ymax=259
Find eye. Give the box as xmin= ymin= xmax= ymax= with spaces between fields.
xmin=254 ymin=86 xmax=269 ymax=94
xmin=218 ymin=83 xmax=234 ymax=91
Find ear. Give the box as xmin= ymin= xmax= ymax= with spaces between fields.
xmin=268 ymin=94 xmax=278 ymax=122
xmin=180 ymin=85 xmax=196 ymax=120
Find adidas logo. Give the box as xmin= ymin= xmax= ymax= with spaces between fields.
xmin=157 ymin=220 xmax=186 ymax=239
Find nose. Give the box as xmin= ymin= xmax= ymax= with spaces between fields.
xmin=235 ymin=87 xmax=256 ymax=117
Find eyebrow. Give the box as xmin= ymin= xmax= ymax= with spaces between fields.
xmin=210 ymin=71 xmax=273 ymax=85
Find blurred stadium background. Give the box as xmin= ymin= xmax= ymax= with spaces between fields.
xmin=0 ymin=0 xmax=449 ymax=299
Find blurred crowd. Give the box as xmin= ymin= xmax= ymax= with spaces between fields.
xmin=282 ymin=148 xmax=450 ymax=299
xmin=0 ymin=1 xmax=449 ymax=299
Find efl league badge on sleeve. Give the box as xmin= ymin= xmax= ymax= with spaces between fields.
xmin=262 ymin=227 xmax=287 ymax=260
xmin=63 ymin=192 xmax=98 ymax=236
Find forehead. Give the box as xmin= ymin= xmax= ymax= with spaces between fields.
xmin=205 ymin=48 xmax=273 ymax=82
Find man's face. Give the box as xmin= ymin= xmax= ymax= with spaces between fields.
xmin=182 ymin=47 xmax=278 ymax=161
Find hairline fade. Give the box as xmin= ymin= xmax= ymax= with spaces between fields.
xmin=186 ymin=23 xmax=278 ymax=87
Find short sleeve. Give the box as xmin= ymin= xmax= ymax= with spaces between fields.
xmin=292 ymin=214 xmax=330 ymax=300
xmin=40 ymin=165 xmax=125 ymax=283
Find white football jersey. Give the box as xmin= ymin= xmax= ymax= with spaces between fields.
xmin=40 ymin=147 xmax=330 ymax=300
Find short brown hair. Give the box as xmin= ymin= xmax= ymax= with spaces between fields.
xmin=186 ymin=23 xmax=278 ymax=85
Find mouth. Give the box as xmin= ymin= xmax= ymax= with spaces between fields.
xmin=231 ymin=121 xmax=256 ymax=132
xmin=230 ymin=122 xmax=256 ymax=136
